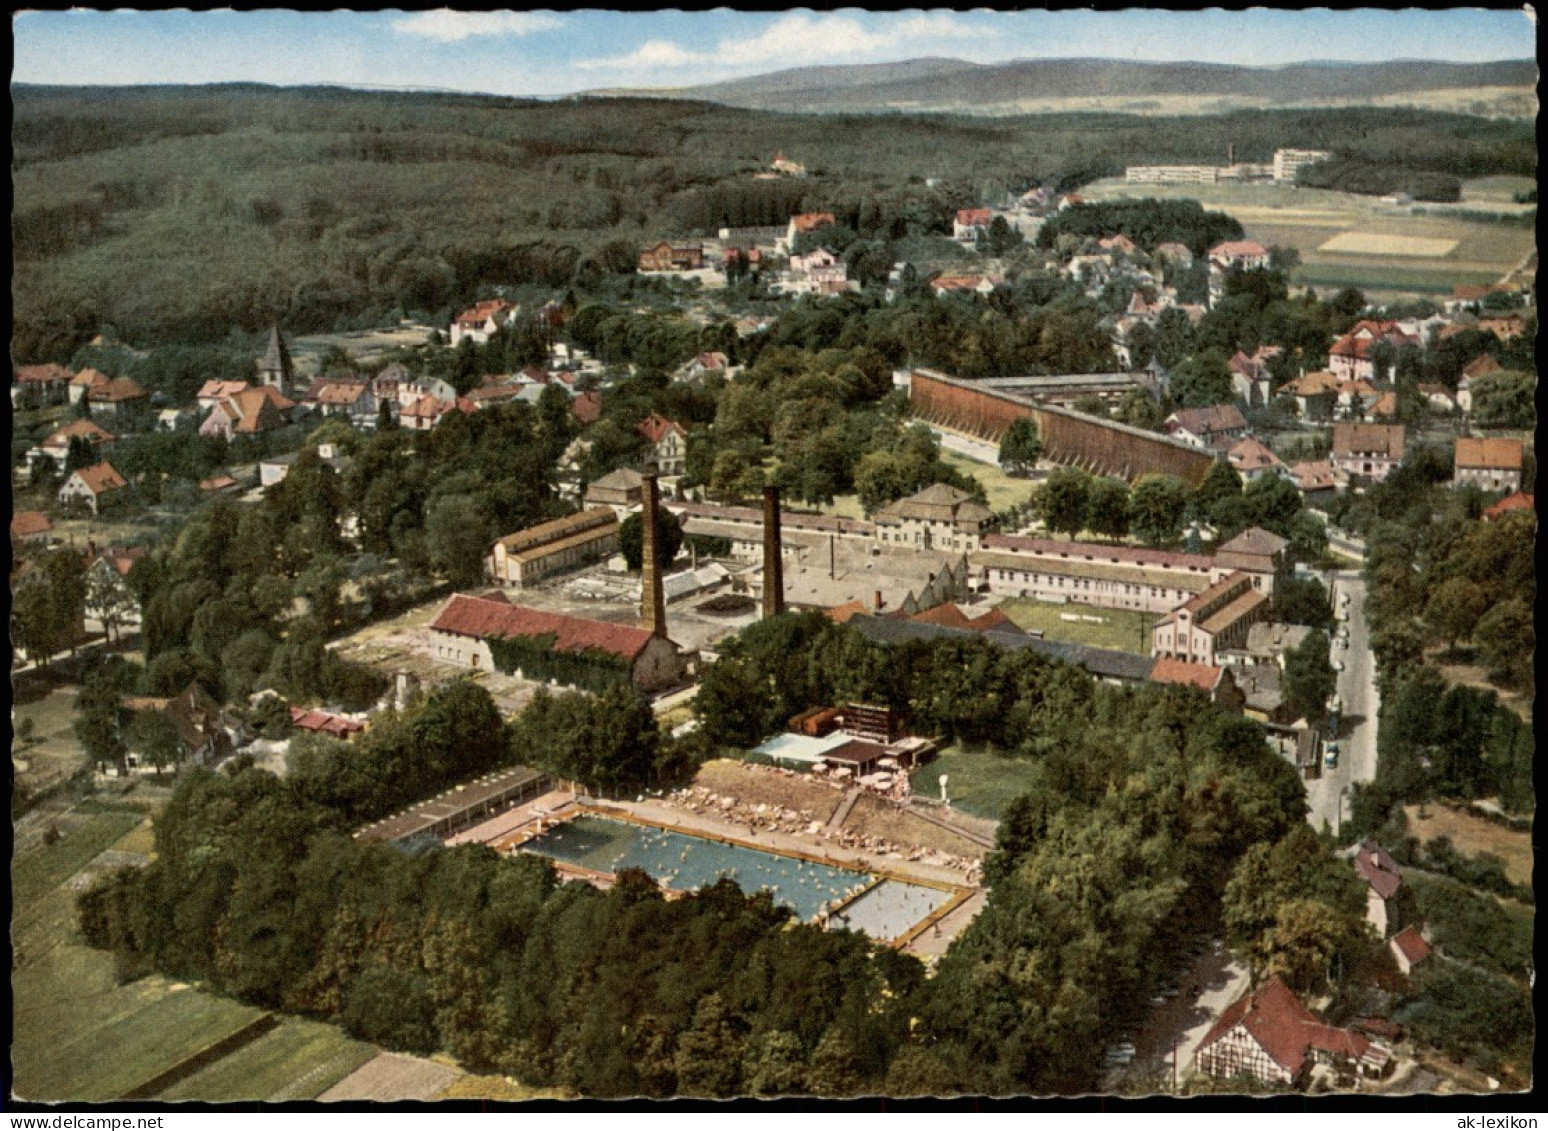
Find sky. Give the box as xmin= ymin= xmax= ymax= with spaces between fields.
xmin=10 ymin=8 xmax=1538 ymax=97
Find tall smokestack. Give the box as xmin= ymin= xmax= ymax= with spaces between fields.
xmin=762 ymin=485 xmax=785 ymax=619
xmin=641 ymin=473 xmax=667 ymax=638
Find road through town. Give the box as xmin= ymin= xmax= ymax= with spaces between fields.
xmin=1304 ymin=572 xmax=1379 ymax=833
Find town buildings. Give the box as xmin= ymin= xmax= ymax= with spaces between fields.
xmin=58 ymin=461 xmax=129 ymax=515
xmin=637 ymin=412 xmax=688 ymax=476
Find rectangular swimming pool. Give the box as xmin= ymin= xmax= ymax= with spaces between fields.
xmin=521 ymin=814 xmax=952 ymax=940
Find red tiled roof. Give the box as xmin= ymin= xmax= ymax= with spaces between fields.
xmin=455 ymin=298 xmax=516 ymax=326
xmin=199 ymin=475 xmax=239 ymax=491
xmin=956 ymin=208 xmax=994 ymax=227
xmin=70 ymin=462 xmax=128 ymax=496
xmin=429 ymin=593 xmax=656 ymax=662
xmin=87 ymin=377 xmax=148 ymax=402
xmin=1354 ymin=840 xmax=1403 ymax=901
xmin=1196 ymin=976 xmax=1371 ymax=1078
xmin=570 ymin=391 xmax=602 ymax=425
xmin=15 ymin=362 xmax=73 ymax=385
xmin=1149 ymin=656 xmax=1221 ymax=691
xmin=10 ymin=511 xmax=53 ymax=538
xmin=1168 ymin=403 xmax=1248 ymax=436
xmin=1462 ymin=355 xmax=1502 ymax=380
xmin=92 ymin=545 xmax=147 ymax=577
xmin=790 ymin=212 xmax=835 ymax=232
xmin=1455 ymin=437 xmax=1523 ymax=471
xmin=1209 ymin=239 xmax=1269 ymax=260
xmin=637 ymin=412 xmax=686 ymax=444
xmin=1389 ymin=925 xmax=1432 ymax=968
xmin=1483 ymin=491 xmax=1533 ymax=520
xmin=910 ymin=604 xmax=1017 ymax=634
xmin=1289 ymin=461 xmax=1338 ymax=492
xmin=45 ymin=418 xmax=116 ymax=447
xmin=826 ymin=600 xmax=870 ymax=625
xmin=1332 ymin=422 xmax=1405 ymax=461
xmin=308 ymin=379 xmax=369 ymax=407
xmin=288 ymin=706 xmax=366 ymax=738
xmin=198 ymin=379 xmax=249 ymax=400
xmin=1228 ymin=437 xmax=1285 ymax=471
xmin=71 ymin=367 xmax=111 ymax=388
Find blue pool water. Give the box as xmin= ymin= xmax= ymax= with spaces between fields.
xmin=523 ymin=815 xmax=875 ymax=923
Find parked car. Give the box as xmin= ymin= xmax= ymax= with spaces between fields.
xmin=1325 ymin=743 xmax=1339 ymax=769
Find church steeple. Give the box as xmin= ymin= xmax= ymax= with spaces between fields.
xmin=257 ymin=325 xmax=294 ymax=395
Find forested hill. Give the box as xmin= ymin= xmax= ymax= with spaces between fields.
xmin=619 ymin=57 xmax=1540 ymax=115
xmin=10 ymin=84 xmax=1537 ymax=358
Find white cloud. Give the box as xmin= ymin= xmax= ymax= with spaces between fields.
xmin=577 ymin=11 xmax=989 ymax=73
xmin=391 ymin=10 xmax=561 ymax=43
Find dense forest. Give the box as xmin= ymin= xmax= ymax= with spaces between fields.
xmin=12 ymin=84 xmax=1535 ymax=358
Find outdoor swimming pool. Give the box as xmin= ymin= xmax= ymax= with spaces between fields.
xmin=521 ymin=815 xmax=952 ymax=939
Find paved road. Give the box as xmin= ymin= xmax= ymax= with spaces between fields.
xmin=1304 ymin=572 xmax=1380 ymax=833
xmin=923 ymin=423 xmax=1003 ymax=466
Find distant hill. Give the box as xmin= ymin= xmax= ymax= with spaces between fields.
xmin=609 ymin=57 xmax=1539 ymax=116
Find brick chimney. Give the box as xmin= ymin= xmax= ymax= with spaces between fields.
xmin=761 ymin=485 xmax=785 ymax=619
xmin=641 ymin=472 xmax=667 ymax=638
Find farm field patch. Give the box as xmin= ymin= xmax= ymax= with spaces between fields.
xmin=160 ymin=1019 xmax=377 ymax=1102
xmin=1317 ymin=232 xmax=1459 ymax=257
xmin=1079 ymin=177 xmax=1533 ymax=297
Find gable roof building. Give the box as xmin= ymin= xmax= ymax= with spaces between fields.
xmin=1331 ymin=423 xmax=1405 ymax=484
xmin=874 ymin=484 xmax=994 ymax=553
xmin=59 ymin=462 xmax=129 ymax=515
xmin=1165 ymin=403 xmax=1249 ymax=450
xmin=1227 ymin=436 xmax=1288 ymax=482
xmin=1388 ymin=925 xmax=1433 ymax=976
xmin=1196 ymin=976 xmax=1388 ymax=1087
xmin=1453 ymin=437 xmax=1524 ymax=493
xmin=487 ymin=508 xmax=620 ymax=588
xmin=1354 ymin=839 xmax=1406 ymax=937
xmin=427 ymin=593 xmax=686 ymax=692
xmin=1483 ymin=491 xmax=1533 ymax=521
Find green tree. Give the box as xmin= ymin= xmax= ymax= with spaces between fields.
xmin=618 ymin=508 xmax=684 ymax=572
xmin=1191 ymin=459 xmax=1242 ymax=519
xmin=1115 ymin=387 xmax=1164 ymax=430
xmin=1084 ymin=477 xmax=1131 ymax=540
xmin=674 ymin=992 xmax=745 ymax=1096
xmin=1424 ymin=577 xmax=1489 ymax=653
xmin=425 ymin=495 xmax=491 ymax=588
xmin=1273 ymin=576 xmax=1333 ymax=632
xmin=1168 ymin=349 xmax=1233 ymax=407
xmin=1128 ymin=474 xmax=1187 ymax=546
xmin=1038 ymin=468 xmax=1091 ymax=538
xmin=129 ymin=709 xmax=184 ymax=778
xmin=997 ymin=416 xmax=1042 ymax=477
xmin=1282 ymin=630 xmax=1335 ymax=721
xmin=1474 ymin=597 xmax=1533 ymax=690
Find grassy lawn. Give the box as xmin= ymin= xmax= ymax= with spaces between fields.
xmin=817 ymin=494 xmax=868 ymax=521
xmin=996 ymin=597 xmax=1156 ymax=654
xmin=1407 ymin=873 xmax=1533 ymax=985
xmin=11 ymin=808 xmax=145 ymax=910
xmin=940 ymin=450 xmax=1034 ymax=513
xmin=909 ymin=744 xmax=1034 ymax=821
xmin=160 ymin=1019 xmax=377 ymax=1102
xmin=1291 ymin=263 xmax=1503 ymax=295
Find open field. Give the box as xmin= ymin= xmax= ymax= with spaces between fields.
xmin=160 ymin=1019 xmax=377 ymax=1102
xmin=1317 ymin=232 xmax=1458 ymax=257
xmin=289 ymin=323 xmax=439 ymax=376
xmin=1403 ymin=803 xmax=1532 ymax=886
xmin=909 ymin=744 xmax=1035 ymax=821
xmin=1079 ymin=177 xmax=1534 ymax=296
xmin=434 ymin=1074 xmax=570 ymax=1101
xmin=995 ymin=597 xmax=1156 ymax=654
xmin=1461 ymin=175 xmax=1538 ymax=203
xmin=10 ymin=798 xmax=393 ymax=1103
xmin=318 ymin=1053 xmax=464 ymax=1101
